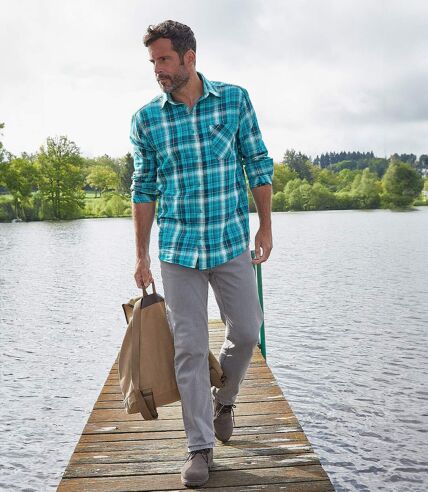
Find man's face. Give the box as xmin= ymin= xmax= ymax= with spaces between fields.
xmin=148 ymin=38 xmax=191 ymax=93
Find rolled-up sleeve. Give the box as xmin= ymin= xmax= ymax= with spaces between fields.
xmin=129 ymin=112 xmax=158 ymax=203
xmin=237 ymin=88 xmax=273 ymax=189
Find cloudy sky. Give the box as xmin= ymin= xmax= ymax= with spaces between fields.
xmin=1 ymin=0 xmax=427 ymax=162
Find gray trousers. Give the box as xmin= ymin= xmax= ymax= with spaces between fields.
xmin=160 ymin=247 xmax=264 ymax=452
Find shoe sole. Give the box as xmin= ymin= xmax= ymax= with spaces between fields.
xmin=181 ymin=477 xmax=209 ymax=488
xmin=181 ymin=459 xmax=213 ymax=487
xmin=214 ymin=431 xmax=231 ymax=443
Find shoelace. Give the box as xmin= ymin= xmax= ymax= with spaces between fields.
xmin=215 ymin=403 xmax=236 ymax=427
xmin=185 ymin=448 xmax=211 ymax=464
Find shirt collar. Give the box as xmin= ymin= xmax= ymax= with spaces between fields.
xmin=160 ymin=71 xmax=220 ymax=109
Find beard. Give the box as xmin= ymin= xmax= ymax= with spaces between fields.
xmin=157 ymin=65 xmax=190 ymax=93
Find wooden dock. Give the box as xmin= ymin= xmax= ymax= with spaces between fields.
xmin=58 ymin=320 xmax=335 ymax=491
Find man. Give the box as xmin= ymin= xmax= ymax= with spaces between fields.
xmin=130 ymin=20 xmax=273 ymax=488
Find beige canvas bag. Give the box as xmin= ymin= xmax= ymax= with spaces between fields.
xmin=118 ymin=280 xmax=225 ymax=420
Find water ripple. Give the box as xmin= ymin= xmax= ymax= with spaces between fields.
xmin=1 ymin=210 xmax=428 ymax=491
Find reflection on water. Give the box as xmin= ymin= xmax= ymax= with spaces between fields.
xmin=0 ymin=209 xmax=427 ymax=491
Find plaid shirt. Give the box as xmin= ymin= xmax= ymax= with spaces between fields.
xmin=130 ymin=71 xmax=273 ymax=270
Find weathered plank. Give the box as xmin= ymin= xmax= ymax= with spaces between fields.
xmin=87 ymin=400 xmax=293 ymax=423
xmin=96 ymin=385 xmax=284 ymax=403
xmin=78 ymin=424 xmax=304 ymax=444
xmin=57 ymin=320 xmax=334 ymax=491
xmin=83 ymin=414 xmax=300 ymax=435
xmin=58 ymin=465 xmax=332 ymax=491
xmin=73 ymin=432 xmax=309 ymax=454
xmin=63 ymin=453 xmax=322 ymax=479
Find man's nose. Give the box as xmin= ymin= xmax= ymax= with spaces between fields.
xmin=155 ymin=70 xmax=167 ymax=80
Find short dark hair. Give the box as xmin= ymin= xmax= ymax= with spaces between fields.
xmin=143 ymin=20 xmax=196 ymax=62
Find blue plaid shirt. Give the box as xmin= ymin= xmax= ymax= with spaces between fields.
xmin=130 ymin=71 xmax=273 ymax=270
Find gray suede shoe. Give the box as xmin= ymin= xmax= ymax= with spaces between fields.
xmin=213 ymin=400 xmax=236 ymax=442
xmin=181 ymin=447 xmax=213 ymax=488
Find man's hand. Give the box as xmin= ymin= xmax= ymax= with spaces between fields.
xmin=252 ymin=225 xmax=273 ymax=264
xmin=134 ymin=253 xmax=154 ymax=289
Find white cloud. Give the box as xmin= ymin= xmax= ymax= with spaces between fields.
xmin=1 ymin=0 xmax=427 ymax=161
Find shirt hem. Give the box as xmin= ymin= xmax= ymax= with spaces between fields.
xmin=158 ymin=242 xmax=249 ymax=271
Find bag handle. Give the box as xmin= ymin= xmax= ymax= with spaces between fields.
xmin=131 ymin=297 xmax=158 ymax=419
xmin=142 ymin=280 xmax=157 ymax=298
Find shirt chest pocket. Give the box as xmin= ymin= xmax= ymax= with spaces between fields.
xmin=209 ymin=122 xmax=236 ymax=160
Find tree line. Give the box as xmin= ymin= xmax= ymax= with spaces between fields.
xmin=0 ymin=123 xmax=427 ymax=221
xmin=0 ymin=128 xmax=134 ymax=221
xmin=249 ymin=149 xmax=427 ymax=213
xmin=314 ymin=150 xmax=428 ymax=176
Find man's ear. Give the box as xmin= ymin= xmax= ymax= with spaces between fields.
xmin=184 ymin=49 xmax=196 ymax=67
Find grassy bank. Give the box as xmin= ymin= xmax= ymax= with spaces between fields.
xmin=0 ymin=192 xmax=133 ymax=222
xmin=0 ymin=190 xmax=427 ymax=222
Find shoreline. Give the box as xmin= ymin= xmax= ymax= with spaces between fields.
xmin=2 ymin=205 xmax=427 ymax=224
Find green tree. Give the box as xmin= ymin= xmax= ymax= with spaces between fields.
xmin=0 ymin=122 xmax=5 ymax=165
xmin=0 ymin=123 xmax=11 ymax=193
xmin=103 ymin=193 xmax=128 ymax=216
xmin=283 ymin=178 xmax=308 ymax=210
xmin=85 ymin=154 xmax=120 ymax=173
xmin=330 ymin=159 xmax=357 ymax=172
xmin=272 ymin=163 xmax=298 ymax=193
xmin=351 ymin=168 xmax=381 ymax=208
xmin=391 ymin=153 xmax=417 ymax=166
xmin=416 ymin=155 xmax=428 ymax=176
xmin=283 ymin=179 xmax=338 ymax=211
xmin=381 ymin=159 xmax=424 ymax=208
xmin=86 ymin=165 xmax=118 ymax=197
xmin=36 ymin=136 xmax=85 ymax=219
xmin=312 ymin=168 xmax=339 ymax=191
xmin=336 ymin=169 xmax=358 ymax=192
xmin=282 ymin=149 xmax=314 ymax=182
xmin=335 ymin=191 xmax=356 ymax=209
xmin=307 ymin=182 xmax=338 ymax=210
xmin=0 ymin=156 xmax=38 ymax=220
xmin=272 ymin=191 xmax=286 ymax=211
xmin=117 ymin=152 xmax=134 ymax=195
xmin=368 ymin=157 xmax=389 ymax=178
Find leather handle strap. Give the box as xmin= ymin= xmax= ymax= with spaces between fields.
xmin=131 ymin=298 xmax=158 ymax=419
xmin=142 ymin=280 xmax=157 ymax=299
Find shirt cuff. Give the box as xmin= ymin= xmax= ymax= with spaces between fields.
xmin=248 ymin=174 xmax=273 ymax=189
xmin=131 ymin=190 xmax=157 ymax=203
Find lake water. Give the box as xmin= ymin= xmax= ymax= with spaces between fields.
xmin=0 ymin=208 xmax=427 ymax=491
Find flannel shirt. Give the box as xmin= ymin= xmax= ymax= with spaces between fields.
xmin=130 ymin=71 xmax=273 ymax=270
